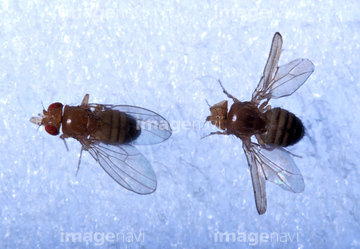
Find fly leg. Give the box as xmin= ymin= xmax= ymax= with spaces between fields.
xmin=218 ymin=80 xmax=240 ymax=103
xmin=81 ymin=94 xmax=89 ymax=105
xmin=201 ymin=131 xmax=229 ymax=139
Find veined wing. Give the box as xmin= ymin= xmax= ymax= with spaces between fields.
xmin=255 ymin=144 xmax=305 ymax=192
xmin=243 ymin=142 xmax=305 ymax=214
xmin=263 ymin=58 xmax=314 ymax=100
xmin=243 ymin=142 xmax=267 ymax=215
xmin=86 ymin=142 xmax=157 ymax=194
xmin=91 ymin=104 xmax=172 ymax=145
xmin=252 ymin=33 xmax=314 ymax=105
xmin=252 ymin=32 xmax=283 ymax=105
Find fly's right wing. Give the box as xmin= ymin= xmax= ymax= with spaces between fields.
xmin=264 ymin=58 xmax=314 ymax=99
xmin=91 ymin=104 xmax=172 ymax=145
xmin=243 ymin=142 xmax=305 ymax=215
xmin=252 ymin=32 xmax=283 ymax=105
xmin=252 ymin=33 xmax=315 ymax=105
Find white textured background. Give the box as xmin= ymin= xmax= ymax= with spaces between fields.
xmin=1 ymin=0 xmax=360 ymax=248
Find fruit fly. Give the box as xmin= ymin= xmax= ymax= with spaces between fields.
xmin=205 ymin=32 xmax=314 ymax=214
xmin=30 ymin=94 xmax=172 ymax=194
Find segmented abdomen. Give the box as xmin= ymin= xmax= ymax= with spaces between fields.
xmin=98 ymin=110 xmax=141 ymax=144
xmin=263 ymin=107 xmax=304 ymax=147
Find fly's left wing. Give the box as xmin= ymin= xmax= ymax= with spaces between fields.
xmin=243 ymin=142 xmax=305 ymax=215
xmin=86 ymin=142 xmax=157 ymax=194
xmin=257 ymin=144 xmax=305 ymax=193
xmin=243 ymin=142 xmax=267 ymax=215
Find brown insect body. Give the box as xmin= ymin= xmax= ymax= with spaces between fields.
xmin=261 ymin=107 xmax=304 ymax=147
xmin=205 ymin=32 xmax=315 ymax=215
xmin=61 ymin=105 xmax=98 ymax=140
xmin=92 ymin=109 xmax=141 ymax=144
xmin=31 ymin=94 xmax=172 ymax=194
xmin=207 ymin=100 xmax=304 ymax=148
xmin=226 ymin=101 xmax=267 ymax=141
xmin=61 ymin=105 xmax=140 ymax=145
xmin=207 ymin=100 xmax=305 ymax=148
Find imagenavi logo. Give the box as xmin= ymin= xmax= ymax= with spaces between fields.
xmin=214 ymin=231 xmax=299 ymax=246
xmin=60 ymin=231 xmax=144 ymax=246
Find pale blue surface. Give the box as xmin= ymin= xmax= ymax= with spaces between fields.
xmin=1 ymin=1 xmax=360 ymax=248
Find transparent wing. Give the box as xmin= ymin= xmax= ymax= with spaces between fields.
xmin=91 ymin=104 xmax=172 ymax=145
xmin=263 ymin=58 xmax=314 ymax=100
xmin=86 ymin=142 xmax=157 ymax=194
xmin=258 ymin=144 xmax=304 ymax=192
xmin=243 ymin=142 xmax=305 ymax=214
xmin=243 ymin=142 xmax=267 ymax=215
xmin=252 ymin=32 xmax=283 ymax=104
xmin=252 ymin=33 xmax=315 ymax=104
xmin=243 ymin=142 xmax=267 ymax=214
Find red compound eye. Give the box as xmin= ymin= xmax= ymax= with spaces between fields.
xmin=48 ymin=102 xmax=63 ymax=110
xmin=45 ymin=124 xmax=59 ymax=136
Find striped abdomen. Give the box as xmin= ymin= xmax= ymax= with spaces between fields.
xmin=262 ymin=107 xmax=304 ymax=147
xmin=97 ymin=109 xmax=141 ymax=144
